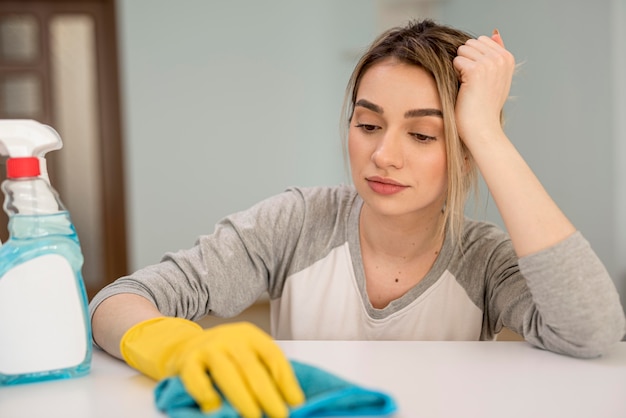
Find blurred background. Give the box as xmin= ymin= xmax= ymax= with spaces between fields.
xmin=0 ymin=0 xmax=624 ymax=319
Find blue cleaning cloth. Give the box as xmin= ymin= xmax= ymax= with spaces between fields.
xmin=154 ymin=360 xmax=398 ymax=417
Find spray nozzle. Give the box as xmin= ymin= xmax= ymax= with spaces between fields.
xmin=0 ymin=119 xmax=63 ymax=183
xmin=0 ymin=119 xmax=62 ymax=158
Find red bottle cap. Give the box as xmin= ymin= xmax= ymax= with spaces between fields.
xmin=6 ymin=157 xmax=40 ymax=179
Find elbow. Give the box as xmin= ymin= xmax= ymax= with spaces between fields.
xmin=575 ymin=317 xmax=624 ymax=359
xmin=578 ymin=302 xmax=626 ymax=358
xmin=526 ymin=306 xmax=626 ymax=359
xmin=564 ymin=321 xmax=625 ymax=359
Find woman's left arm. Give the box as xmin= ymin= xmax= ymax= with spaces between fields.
xmin=453 ymin=31 xmax=575 ymax=257
xmin=455 ymin=32 xmax=625 ymax=355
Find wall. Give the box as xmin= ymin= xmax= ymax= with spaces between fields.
xmin=612 ymin=0 xmax=626 ymax=310
xmin=116 ymin=0 xmax=376 ymax=269
xmin=116 ymin=0 xmax=625 ymax=308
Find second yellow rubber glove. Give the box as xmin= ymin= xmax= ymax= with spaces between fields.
xmin=120 ymin=317 xmax=304 ymax=418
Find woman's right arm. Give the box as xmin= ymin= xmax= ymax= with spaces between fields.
xmin=91 ymin=292 xmax=305 ymax=417
xmin=91 ymin=293 xmax=163 ymax=358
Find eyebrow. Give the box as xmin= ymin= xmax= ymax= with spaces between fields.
xmin=355 ymin=99 xmax=383 ymax=114
xmin=355 ymin=99 xmax=443 ymax=118
xmin=404 ymin=108 xmax=443 ymax=118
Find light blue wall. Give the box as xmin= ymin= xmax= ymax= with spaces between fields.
xmin=611 ymin=0 xmax=626 ymax=313
xmin=116 ymin=0 xmax=376 ymax=268
xmin=116 ymin=0 xmax=624 ymax=308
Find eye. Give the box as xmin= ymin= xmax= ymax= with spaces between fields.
xmin=410 ymin=132 xmax=437 ymax=143
xmin=354 ymin=123 xmax=380 ymax=133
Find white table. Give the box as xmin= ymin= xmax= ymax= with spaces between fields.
xmin=1 ymin=341 xmax=625 ymax=417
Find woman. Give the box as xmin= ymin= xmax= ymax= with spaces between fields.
xmin=90 ymin=19 xmax=625 ymax=418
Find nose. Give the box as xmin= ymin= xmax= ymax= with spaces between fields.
xmin=371 ymin=132 xmax=404 ymax=169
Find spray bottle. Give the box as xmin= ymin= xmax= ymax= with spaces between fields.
xmin=0 ymin=119 xmax=91 ymax=385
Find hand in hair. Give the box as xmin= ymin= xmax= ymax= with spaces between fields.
xmin=453 ymin=29 xmax=515 ymax=148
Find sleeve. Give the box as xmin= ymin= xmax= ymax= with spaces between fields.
xmin=488 ymin=231 xmax=625 ymax=358
xmin=88 ymin=188 xmax=307 ymax=322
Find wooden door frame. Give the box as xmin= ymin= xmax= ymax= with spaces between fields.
xmin=0 ymin=0 xmax=128 ymax=298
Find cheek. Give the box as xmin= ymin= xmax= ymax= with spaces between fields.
xmin=437 ymin=152 xmax=449 ymax=191
xmin=347 ymin=131 xmax=366 ymax=167
xmin=419 ymin=146 xmax=448 ymax=185
xmin=437 ymin=153 xmax=448 ymax=178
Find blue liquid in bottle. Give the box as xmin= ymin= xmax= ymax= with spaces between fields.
xmin=0 ymin=176 xmax=92 ymax=385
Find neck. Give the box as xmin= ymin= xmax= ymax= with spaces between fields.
xmin=359 ymin=204 xmax=445 ymax=262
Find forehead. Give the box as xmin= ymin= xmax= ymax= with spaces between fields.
xmin=356 ymin=58 xmax=442 ymax=110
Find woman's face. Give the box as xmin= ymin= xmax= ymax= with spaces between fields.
xmin=348 ymin=58 xmax=448 ymax=221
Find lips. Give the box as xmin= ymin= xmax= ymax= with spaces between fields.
xmin=366 ymin=176 xmax=408 ymax=195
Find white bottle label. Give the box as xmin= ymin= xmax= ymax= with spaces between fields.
xmin=0 ymin=254 xmax=87 ymax=375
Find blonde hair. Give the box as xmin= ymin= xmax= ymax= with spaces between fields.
xmin=341 ymin=19 xmax=479 ymax=245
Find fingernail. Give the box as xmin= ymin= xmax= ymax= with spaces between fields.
xmin=493 ymin=28 xmax=500 ymax=36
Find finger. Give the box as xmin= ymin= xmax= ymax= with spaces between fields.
xmin=457 ymin=43 xmax=485 ymax=61
xmin=457 ymin=36 xmax=502 ymax=63
xmin=452 ymin=55 xmax=476 ymax=76
xmin=208 ymin=350 xmax=263 ymax=418
xmin=251 ymin=329 xmax=305 ymax=406
xmin=271 ymin=362 xmax=305 ymax=407
xmin=179 ymin=352 xmax=222 ymax=413
xmin=233 ymin=348 xmax=291 ymax=417
xmin=492 ymin=28 xmax=505 ymax=47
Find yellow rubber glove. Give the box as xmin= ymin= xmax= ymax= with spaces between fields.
xmin=120 ymin=317 xmax=304 ymax=418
